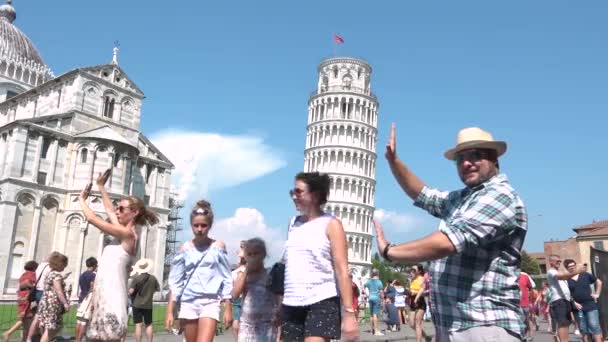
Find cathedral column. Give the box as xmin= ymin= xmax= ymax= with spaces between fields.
xmin=69 ymin=146 xmax=78 ymax=188
xmin=121 ymin=156 xmax=129 ymax=195
xmin=153 ymin=224 xmax=167 ymax=289
xmin=139 ymin=225 xmax=149 ymax=258
xmin=0 ymin=134 xmax=7 ymax=177
xmin=150 ymin=166 xmax=158 ymax=206
xmin=31 ymin=134 xmax=44 ymax=182
xmin=70 ymin=222 xmax=87 ymax=301
xmin=128 ymin=160 xmax=137 ymax=195
xmin=88 ymin=149 xmax=98 ymax=183
xmin=47 ymin=139 xmax=60 ymax=186
xmin=26 ymin=203 xmax=42 ymax=260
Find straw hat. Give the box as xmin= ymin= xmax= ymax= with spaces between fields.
xmin=130 ymin=258 xmax=153 ymax=276
xmin=444 ymin=127 xmax=507 ymax=160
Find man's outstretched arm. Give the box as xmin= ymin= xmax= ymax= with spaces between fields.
xmin=375 ymin=220 xmax=456 ymax=263
xmin=385 ymin=123 xmax=426 ymax=200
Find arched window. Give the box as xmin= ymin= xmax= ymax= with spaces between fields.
xmin=113 ymin=152 xmax=121 ymax=167
xmin=103 ymin=95 xmax=116 ymax=118
xmin=81 ymin=148 xmax=88 ymax=163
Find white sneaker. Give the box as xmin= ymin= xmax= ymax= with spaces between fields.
xmin=374 ymin=331 xmax=385 ymax=336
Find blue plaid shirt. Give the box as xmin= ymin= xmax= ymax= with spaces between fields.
xmin=415 ymin=174 xmax=527 ymax=337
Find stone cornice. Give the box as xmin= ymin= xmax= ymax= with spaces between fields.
xmin=136 ymin=155 xmax=173 ymax=169
xmin=0 ymin=120 xmax=72 ymax=141
xmin=72 ymin=110 xmax=141 ymax=136
xmin=307 ymin=119 xmax=378 ymax=131
xmin=79 ymin=69 xmax=144 ymax=100
xmin=308 ymin=88 xmax=377 ymax=103
xmin=318 ymin=57 xmax=372 ymax=73
xmin=305 ymin=144 xmax=377 ymax=157
xmin=318 ymin=171 xmax=377 ymax=184
xmin=0 ymin=177 xmax=68 ymax=194
xmin=324 ymin=200 xmax=375 ymax=211
xmin=139 ymin=133 xmax=174 ymax=168
xmin=0 ymin=69 xmax=79 ymax=109
xmin=344 ymin=230 xmax=374 ymax=239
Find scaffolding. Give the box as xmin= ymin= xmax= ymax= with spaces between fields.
xmin=164 ymin=193 xmax=184 ymax=285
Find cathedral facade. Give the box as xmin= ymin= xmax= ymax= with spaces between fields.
xmin=0 ymin=1 xmax=173 ymax=298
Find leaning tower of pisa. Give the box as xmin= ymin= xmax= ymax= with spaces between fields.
xmin=304 ymin=57 xmax=378 ymax=279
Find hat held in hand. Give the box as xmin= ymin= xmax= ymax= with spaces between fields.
xmin=130 ymin=258 xmax=154 ymax=276
xmin=444 ymin=127 xmax=507 ymax=160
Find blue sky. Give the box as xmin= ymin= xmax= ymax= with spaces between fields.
xmin=15 ymin=1 xmax=608 ymax=260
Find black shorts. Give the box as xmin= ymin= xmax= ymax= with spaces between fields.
xmin=282 ymin=296 xmax=341 ymax=341
xmin=409 ymin=296 xmax=427 ymax=312
xmin=550 ymin=299 xmax=572 ymax=326
xmin=132 ymin=308 xmax=153 ymax=326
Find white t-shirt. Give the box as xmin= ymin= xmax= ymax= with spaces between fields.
xmin=35 ymin=262 xmax=51 ymax=291
xmin=546 ymin=268 xmax=570 ymax=302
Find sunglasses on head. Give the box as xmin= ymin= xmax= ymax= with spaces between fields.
xmin=455 ymin=149 xmax=492 ymax=164
xmin=192 ymin=208 xmax=209 ymax=216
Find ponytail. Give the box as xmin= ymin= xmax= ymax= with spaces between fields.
xmin=126 ymin=196 xmax=159 ymax=226
xmin=137 ymin=207 xmax=159 ymax=226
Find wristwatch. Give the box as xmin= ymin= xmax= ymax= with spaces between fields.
xmin=383 ymin=243 xmax=394 ymax=262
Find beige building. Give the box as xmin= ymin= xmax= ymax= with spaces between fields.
xmin=544 ymin=220 xmax=608 ymax=267
xmin=0 ymin=2 xmax=173 ymax=298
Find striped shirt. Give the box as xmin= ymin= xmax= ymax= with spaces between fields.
xmin=283 ymin=213 xmax=338 ymax=306
xmin=416 ymin=174 xmax=527 ymax=338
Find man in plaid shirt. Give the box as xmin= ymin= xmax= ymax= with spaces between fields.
xmin=374 ymin=125 xmax=527 ymax=341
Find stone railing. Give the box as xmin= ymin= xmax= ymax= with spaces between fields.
xmin=310 ymin=86 xmax=377 ymax=101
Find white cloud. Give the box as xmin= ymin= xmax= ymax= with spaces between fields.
xmin=211 ymin=208 xmax=287 ymax=265
xmin=150 ymin=129 xmax=287 ymax=201
xmin=374 ymin=208 xmax=421 ymax=232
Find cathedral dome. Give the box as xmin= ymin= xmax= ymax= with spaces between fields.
xmin=0 ymin=0 xmax=52 ymax=89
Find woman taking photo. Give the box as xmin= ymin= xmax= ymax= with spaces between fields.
xmin=166 ymin=200 xmax=233 ymax=342
xmin=79 ymin=169 xmax=158 ymax=341
xmin=408 ymin=264 xmax=430 ymax=342
xmin=282 ymin=172 xmax=358 ymax=341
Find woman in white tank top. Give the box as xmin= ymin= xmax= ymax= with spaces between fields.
xmin=281 ymin=172 xmax=358 ymax=341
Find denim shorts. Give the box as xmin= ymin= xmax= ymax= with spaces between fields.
xmin=369 ymin=299 xmax=381 ymax=316
xmin=576 ymin=309 xmax=602 ymax=335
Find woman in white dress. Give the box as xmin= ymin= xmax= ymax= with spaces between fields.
xmin=79 ymin=169 xmax=158 ymax=342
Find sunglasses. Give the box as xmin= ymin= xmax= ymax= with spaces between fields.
xmin=289 ymin=188 xmax=307 ymax=197
xmin=192 ymin=208 xmax=210 ymax=216
xmin=117 ymin=206 xmax=132 ymax=213
xmin=455 ymin=149 xmax=491 ymax=164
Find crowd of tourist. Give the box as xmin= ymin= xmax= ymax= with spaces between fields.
xmin=2 ymin=125 xmax=606 ymax=342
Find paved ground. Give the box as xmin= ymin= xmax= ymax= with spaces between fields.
xmin=118 ymin=319 xmax=584 ymax=342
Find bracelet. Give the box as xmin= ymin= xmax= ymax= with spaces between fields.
xmin=382 ymin=243 xmax=394 ymax=262
xmin=343 ymin=307 xmax=355 ymax=314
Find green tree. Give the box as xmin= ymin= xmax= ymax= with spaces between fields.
xmin=371 ymin=253 xmax=411 ymax=286
xmin=521 ymin=250 xmax=541 ymax=275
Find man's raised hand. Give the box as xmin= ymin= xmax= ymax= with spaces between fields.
xmin=385 ymin=123 xmax=397 ymax=163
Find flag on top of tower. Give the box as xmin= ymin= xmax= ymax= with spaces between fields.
xmin=334 ymin=33 xmax=344 ymax=44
